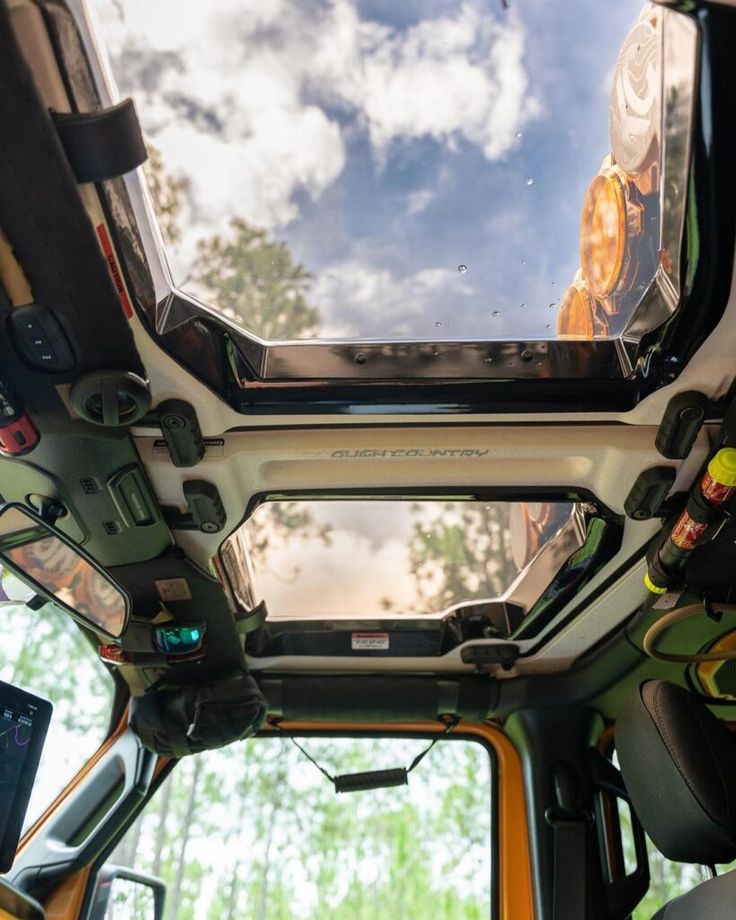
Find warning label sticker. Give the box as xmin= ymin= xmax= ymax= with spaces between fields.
xmin=152 ymin=437 xmax=225 ymax=459
xmin=351 ymin=632 xmax=390 ymax=651
xmin=155 ymin=578 xmax=193 ymax=602
xmin=95 ymin=223 xmax=133 ymax=319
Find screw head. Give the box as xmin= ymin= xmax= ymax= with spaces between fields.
xmin=164 ymin=414 xmax=187 ymax=430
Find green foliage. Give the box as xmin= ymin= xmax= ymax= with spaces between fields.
xmin=396 ymin=503 xmax=516 ymax=614
xmin=143 ymin=145 xmax=190 ymax=246
xmin=189 ymin=218 xmax=319 ymax=340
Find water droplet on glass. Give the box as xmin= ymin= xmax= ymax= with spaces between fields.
xmin=521 ymin=349 xmax=534 ymax=362
xmin=549 ymin=302 xmax=556 ymax=308
xmin=545 ymin=323 xmax=552 ymax=329
xmin=519 ymin=303 xmax=526 ymax=308
xmin=492 ymin=310 xmax=500 ymax=318
xmin=457 ymin=264 xmax=468 ymax=274
xmin=551 ymin=281 xmax=557 ymax=286
xmin=485 ymin=356 xmax=493 ymax=364
xmin=515 ymin=130 xmax=523 ymax=140
xmin=526 ymin=177 xmax=534 ymax=187
xmin=521 ymin=258 xmax=526 ymax=265
xmin=435 ymin=321 xmax=443 ymax=328
xmin=354 ymin=352 xmax=367 ymax=365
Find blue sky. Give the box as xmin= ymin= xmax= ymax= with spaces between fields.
xmin=93 ymin=0 xmax=645 ymax=340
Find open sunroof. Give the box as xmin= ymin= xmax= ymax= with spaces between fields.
xmin=221 ymin=499 xmax=586 ymax=625
xmin=93 ymin=0 xmax=697 ymax=362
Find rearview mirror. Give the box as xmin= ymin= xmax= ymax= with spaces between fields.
xmin=0 ymin=504 xmax=129 ymax=638
xmin=89 ymin=866 xmax=166 ymax=920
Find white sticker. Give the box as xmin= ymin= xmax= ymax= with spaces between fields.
xmin=653 ymin=591 xmax=682 ymax=610
xmin=351 ymin=632 xmax=390 ymax=651
xmin=155 ymin=578 xmax=192 ymax=602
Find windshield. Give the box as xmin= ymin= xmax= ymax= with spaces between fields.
xmin=221 ymin=498 xmax=581 ymax=620
xmin=112 ymin=734 xmax=493 ymax=919
xmin=92 ymin=0 xmax=665 ymax=343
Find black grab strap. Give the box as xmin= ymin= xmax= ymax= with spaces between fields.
xmin=546 ymin=763 xmax=590 ymax=919
xmin=271 ymin=717 xmax=460 ymax=794
xmin=549 ymin=816 xmax=587 ymax=918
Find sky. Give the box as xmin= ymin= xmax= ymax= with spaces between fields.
xmin=243 ymin=499 xmax=573 ymax=619
xmin=90 ymin=0 xmax=645 ymax=340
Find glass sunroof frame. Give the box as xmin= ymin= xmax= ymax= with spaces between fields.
xmin=217 ymin=492 xmax=621 ymax=642
xmin=157 ymin=289 xmax=631 ymax=382
xmin=138 ymin=5 xmax=698 ymax=391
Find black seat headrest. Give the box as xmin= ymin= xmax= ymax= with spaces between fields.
xmin=616 ymin=680 xmax=736 ymax=866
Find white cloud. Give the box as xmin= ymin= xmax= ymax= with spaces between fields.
xmin=406 ymin=188 xmax=435 ymax=216
xmin=320 ymin=3 xmax=540 ymax=162
xmin=95 ymin=0 xmax=539 ymax=239
xmin=312 ymin=260 xmax=469 ymax=338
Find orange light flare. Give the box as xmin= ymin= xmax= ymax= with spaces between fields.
xmin=579 ymin=164 xmax=643 ymax=302
xmin=557 ymin=275 xmax=607 ymax=339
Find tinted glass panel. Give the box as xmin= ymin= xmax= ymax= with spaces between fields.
xmin=93 ymin=0 xmax=663 ymax=342
xmin=223 ymin=499 xmax=580 ymax=620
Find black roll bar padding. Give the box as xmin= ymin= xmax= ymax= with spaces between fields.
xmin=258 ymin=675 xmax=498 ymax=723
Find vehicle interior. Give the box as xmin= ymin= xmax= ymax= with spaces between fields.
xmin=1 ymin=0 xmax=736 ymax=917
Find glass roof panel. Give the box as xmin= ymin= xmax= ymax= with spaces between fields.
xmin=93 ymin=0 xmax=649 ymax=341
xmin=224 ymin=499 xmax=581 ymax=621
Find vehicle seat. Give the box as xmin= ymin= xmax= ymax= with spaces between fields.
xmin=616 ymin=680 xmax=736 ymax=919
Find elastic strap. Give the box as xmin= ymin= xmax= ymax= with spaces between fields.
xmin=271 ymin=717 xmax=460 ymax=790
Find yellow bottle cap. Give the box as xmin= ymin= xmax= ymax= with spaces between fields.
xmin=707 ymin=448 xmax=736 ymax=488
xmin=644 ymin=572 xmax=667 ymax=595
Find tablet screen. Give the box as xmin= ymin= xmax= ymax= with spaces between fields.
xmin=0 ymin=681 xmax=52 ymax=872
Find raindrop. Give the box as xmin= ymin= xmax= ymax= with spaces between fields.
xmin=485 ymin=356 xmax=494 ymax=364
xmin=354 ymin=352 xmax=367 ymax=365
xmin=521 ymin=349 xmax=534 ymax=362
xmin=549 ymin=302 xmax=556 ymax=309
xmin=551 ymin=281 xmax=557 ymax=286
xmin=519 ymin=303 xmax=526 ymax=308
xmin=521 ymin=258 xmax=527 ymax=265
xmin=545 ymin=323 xmax=552 ymax=329
xmin=457 ymin=264 xmax=468 ymax=274
xmin=492 ymin=310 xmax=500 ymax=318
xmin=525 ymin=177 xmax=534 ymax=187
xmin=515 ymin=130 xmax=523 ymax=140
xmin=435 ymin=321 xmax=443 ymax=328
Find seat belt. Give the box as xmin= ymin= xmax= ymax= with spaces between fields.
xmin=545 ymin=763 xmax=591 ymax=920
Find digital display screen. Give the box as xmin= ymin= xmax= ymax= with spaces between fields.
xmin=0 ymin=681 xmax=51 ymax=872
